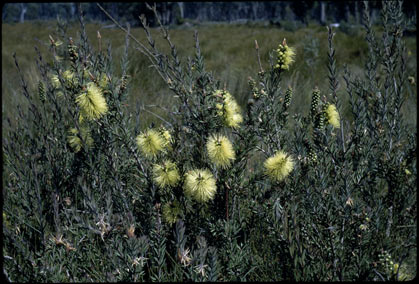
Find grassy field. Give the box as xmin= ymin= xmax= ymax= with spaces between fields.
xmin=2 ymin=20 xmax=417 ymax=133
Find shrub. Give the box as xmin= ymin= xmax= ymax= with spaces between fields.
xmin=3 ymin=1 xmax=416 ymax=281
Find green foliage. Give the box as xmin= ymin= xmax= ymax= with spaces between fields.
xmin=3 ymin=1 xmax=416 ymax=281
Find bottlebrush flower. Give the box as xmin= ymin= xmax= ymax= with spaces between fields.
xmin=325 ymin=103 xmax=340 ymax=128
xmin=264 ymin=150 xmax=294 ymax=182
xmin=274 ymin=38 xmax=295 ymax=71
xmin=50 ymin=74 xmax=61 ymax=89
xmin=152 ymin=160 xmax=180 ymax=188
xmin=224 ymin=99 xmax=243 ymax=128
xmin=184 ymin=169 xmax=217 ymax=203
xmin=158 ymin=126 xmax=173 ymax=148
xmin=215 ymin=90 xmax=243 ymax=128
xmin=67 ymin=126 xmax=93 ymax=153
xmin=63 ymin=70 xmax=78 ymax=87
xmin=162 ymin=200 xmax=182 ymax=225
xmin=136 ymin=129 xmax=166 ymax=159
xmin=76 ymin=82 xmax=108 ymax=120
xmin=206 ymin=134 xmax=235 ymax=169
xmin=63 ymin=70 xmax=75 ymax=82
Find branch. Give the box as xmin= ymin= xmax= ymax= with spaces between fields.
xmin=96 ymin=3 xmax=157 ymax=65
xmin=255 ymin=40 xmax=264 ymax=73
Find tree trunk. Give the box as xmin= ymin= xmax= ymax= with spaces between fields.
xmin=320 ymin=1 xmax=326 ymax=25
xmin=345 ymin=3 xmax=350 ymax=22
xmin=355 ymin=1 xmax=360 ymax=24
xmin=251 ymin=2 xmax=258 ymax=20
xmin=371 ymin=8 xmax=377 ymax=25
xmin=19 ymin=4 xmax=27 ymax=23
xmin=178 ymin=2 xmax=184 ymax=19
xmin=70 ymin=3 xmax=76 ymax=18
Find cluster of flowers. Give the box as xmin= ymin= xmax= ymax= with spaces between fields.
xmin=61 ymin=39 xmax=340 ymax=226
xmin=50 ymin=62 xmax=110 ymax=153
xmin=310 ymin=87 xmax=341 ymax=129
xmin=66 ymin=80 xmax=109 ymax=152
xmin=45 ymin=38 xmax=111 ymax=153
xmin=274 ymin=38 xmax=296 ymax=72
xmin=135 ymin=127 xmax=234 ymax=204
xmin=324 ymin=103 xmax=340 ymax=129
xmin=214 ymin=90 xmax=243 ymax=128
xmin=135 ymin=87 xmax=309 ymax=225
xmin=378 ymin=250 xmax=401 ymax=278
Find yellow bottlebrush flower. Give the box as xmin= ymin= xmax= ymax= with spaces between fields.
xmin=162 ymin=200 xmax=182 ymax=225
xmin=63 ymin=70 xmax=78 ymax=86
xmin=184 ymin=169 xmax=217 ymax=203
xmin=206 ymin=134 xmax=235 ymax=169
xmin=223 ymin=91 xmax=234 ymax=105
xmin=325 ymin=104 xmax=340 ymax=128
xmin=264 ymin=150 xmax=294 ymax=182
xmin=224 ymin=99 xmax=243 ymax=128
xmin=63 ymin=70 xmax=74 ymax=81
xmin=67 ymin=126 xmax=93 ymax=153
xmin=76 ymin=82 xmax=108 ymax=120
xmin=215 ymin=103 xmax=224 ymax=114
xmin=158 ymin=126 xmax=173 ymax=147
xmin=215 ymin=90 xmax=243 ymax=128
xmin=213 ymin=89 xmax=224 ymax=97
xmin=275 ymin=38 xmax=295 ymax=71
xmin=136 ymin=129 xmax=166 ymax=159
xmin=152 ymin=160 xmax=180 ymax=188
xmin=51 ymin=74 xmax=61 ymax=89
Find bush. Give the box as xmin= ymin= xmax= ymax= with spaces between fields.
xmin=3 ymin=1 xmax=416 ymax=281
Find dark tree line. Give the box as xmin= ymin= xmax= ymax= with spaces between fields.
xmin=2 ymin=1 xmax=417 ymax=26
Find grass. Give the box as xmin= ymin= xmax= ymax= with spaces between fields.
xmin=2 ymin=20 xmax=417 ymax=134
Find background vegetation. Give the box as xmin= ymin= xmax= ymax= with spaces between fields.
xmin=2 ymin=17 xmax=417 ymax=135
xmin=2 ymin=2 xmax=417 ymax=27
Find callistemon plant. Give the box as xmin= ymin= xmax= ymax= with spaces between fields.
xmin=3 ymin=1 xmax=416 ymax=282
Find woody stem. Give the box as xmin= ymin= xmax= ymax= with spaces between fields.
xmin=225 ymin=181 xmax=229 ymax=220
